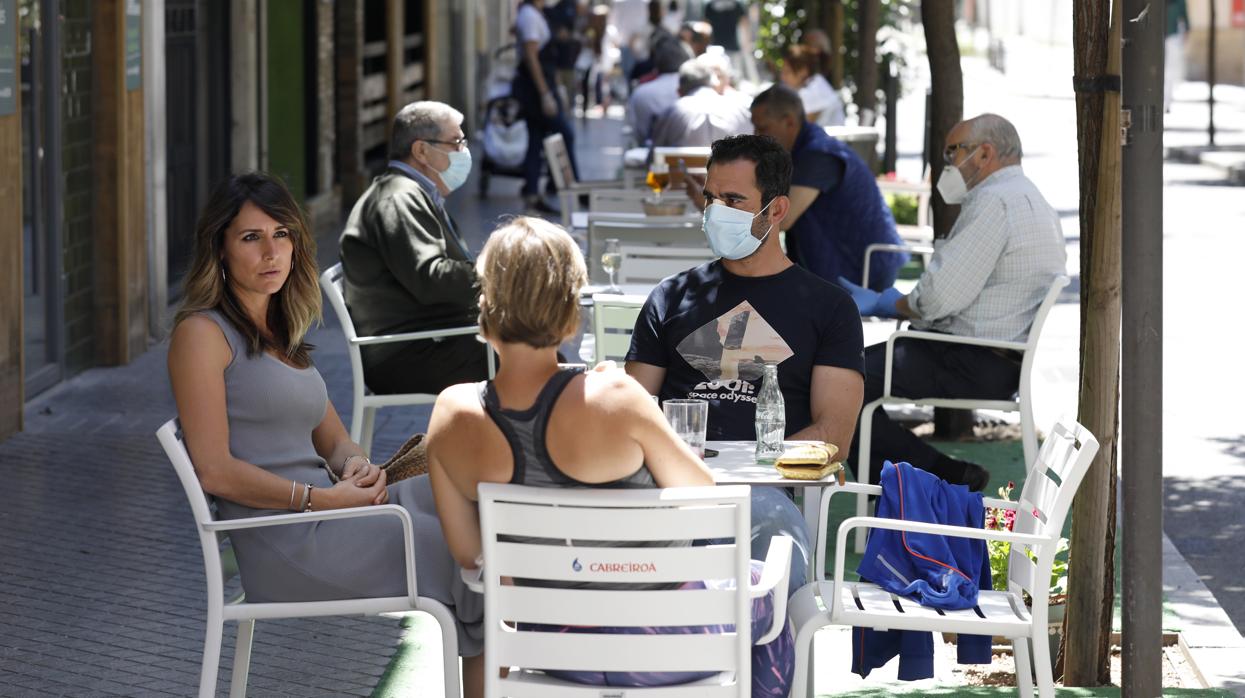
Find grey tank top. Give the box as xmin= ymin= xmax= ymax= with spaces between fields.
xmin=479 ymin=367 xmax=684 ymax=591
xmin=202 ymin=310 xmax=332 ymax=520
xmin=478 ymin=366 xmax=656 ymax=489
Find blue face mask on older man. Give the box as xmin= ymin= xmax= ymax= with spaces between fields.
xmin=701 ymin=199 xmax=775 ymax=260
xmin=439 ymin=149 xmax=473 ymax=193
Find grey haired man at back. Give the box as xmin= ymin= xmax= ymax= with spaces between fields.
xmin=649 ymin=58 xmax=752 ymax=148
xmin=339 ymin=101 xmax=490 ymax=395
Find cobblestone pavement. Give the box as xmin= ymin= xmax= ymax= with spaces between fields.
xmin=0 ymin=114 xmax=627 ymax=697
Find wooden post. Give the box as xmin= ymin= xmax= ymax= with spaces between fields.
xmin=828 ymin=0 xmax=846 ymax=89
xmin=0 ymin=0 xmax=23 ymax=438
xmin=1064 ymin=0 xmax=1121 ymax=685
xmin=921 ymin=0 xmax=964 ymax=241
xmin=92 ymin=0 xmax=148 ymax=365
xmin=856 ymin=0 xmax=880 ymax=125
xmin=385 ymin=0 xmax=404 ymax=146
xmin=334 ymin=0 xmax=366 ymax=204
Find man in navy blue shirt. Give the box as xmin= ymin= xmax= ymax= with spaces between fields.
xmin=626 ymin=135 xmax=865 ymax=596
xmin=750 ymin=85 xmax=907 ymax=291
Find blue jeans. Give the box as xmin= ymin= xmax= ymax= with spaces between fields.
xmin=749 ymin=487 xmax=811 ymax=600
xmin=515 ymin=87 xmax=579 ymax=197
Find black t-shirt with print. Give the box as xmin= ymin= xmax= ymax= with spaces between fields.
xmin=626 ymin=260 xmax=865 ymax=441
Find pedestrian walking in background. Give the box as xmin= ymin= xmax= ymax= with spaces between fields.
xmin=514 ymin=0 xmax=580 ymax=214
xmin=1164 ymin=0 xmax=1189 ymax=113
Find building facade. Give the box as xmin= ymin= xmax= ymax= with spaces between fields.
xmin=1 ymin=0 xmax=513 ymax=439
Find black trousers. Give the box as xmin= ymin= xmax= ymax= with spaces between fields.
xmin=362 ymin=334 xmax=492 ymax=395
xmin=848 ymin=335 xmax=1022 ymax=483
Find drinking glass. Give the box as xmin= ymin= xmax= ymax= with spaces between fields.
xmin=601 ymin=238 xmax=622 ymax=293
xmin=663 ymin=399 xmax=708 ymax=458
xmin=646 ymin=162 xmax=670 ymax=200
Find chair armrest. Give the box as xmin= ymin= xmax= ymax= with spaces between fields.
xmin=203 ymin=505 xmax=419 ymax=603
xmin=879 ymin=330 xmax=1027 ymax=397
xmin=750 ymin=535 xmax=792 ymax=645
xmin=831 ymin=515 xmax=1053 ymax=606
xmin=460 ymin=566 xmax=484 ymax=594
xmin=982 ymin=497 xmax=1018 ymax=510
xmin=816 ymin=484 xmax=882 ymax=581
xmin=351 ymin=324 xmax=481 ymax=347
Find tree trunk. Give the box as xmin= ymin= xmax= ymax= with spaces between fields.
xmin=828 ymin=1 xmax=846 ymax=89
xmin=1062 ymin=0 xmax=1121 ymax=686
xmin=856 ymin=0 xmax=881 ymax=125
xmin=921 ymin=0 xmax=963 ymax=240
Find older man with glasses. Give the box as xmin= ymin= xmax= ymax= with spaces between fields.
xmin=339 ymin=101 xmax=490 ymax=395
xmin=839 ymin=113 xmax=1068 ymax=492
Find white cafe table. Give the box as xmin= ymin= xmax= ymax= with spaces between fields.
xmin=705 ymin=440 xmax=872 ymax=581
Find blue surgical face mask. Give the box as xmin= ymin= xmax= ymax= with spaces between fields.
xmin=439 ymin=149 xmax=472 ymax=193
xmin=702 ymin=199 xmax=774 ymax=260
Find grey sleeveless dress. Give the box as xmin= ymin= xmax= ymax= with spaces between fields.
xmin=203 ymin=310 xmax=483 ymax=655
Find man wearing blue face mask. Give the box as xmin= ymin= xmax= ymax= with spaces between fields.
xmin=340 ymin=101 xmax=490 ymax=395
xmin=839 ymin=114 xmax=1067 ymax=492
xmin=626 ymin=134 xmax=866 ymax=596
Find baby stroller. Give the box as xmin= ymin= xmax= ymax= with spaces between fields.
xmin=478 ymin=44 xmax=529 ymax=197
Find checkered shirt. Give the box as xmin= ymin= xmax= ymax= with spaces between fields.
xmin=906 ymin=166 xmax=1068 ymax=343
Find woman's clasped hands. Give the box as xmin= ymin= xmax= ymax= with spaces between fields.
xmin=326 ymin=456 xmax=389 ymax=508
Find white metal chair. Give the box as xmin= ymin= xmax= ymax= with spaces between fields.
xmin=465 ymin=483 xmax=793 ymax=697
xmin=874 ymin=176 xmax=934 ymax=245
xmin=587 ymin=214 xmax=705 ymax=283
xmin=852 ymin=274 xmax=1070 ymax=552
xmin=617 ymin=244 xmax=715 ymax=286
xmin=860 ymin=242 xmax=933 ymax=290
xmin=788 ymin=420 xmax=1098 ymax=698
xmin=588 ymin=187 xmax=692 ymax=214
xmin=156 ymin=418 xmax=461 ymax=698
xmin=319 ymin=263 xmax=494 ymax=457
xmin=591 ymin=293 xmax=647 ymax=364
xmin=543 ymin=133 xmax=625 ymax=227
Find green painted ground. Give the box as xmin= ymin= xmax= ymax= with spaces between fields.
xmin=822 ymin=689 xmax=1233 ymax=697
xmin=370 ymin=436 xmax=1181 ymax=695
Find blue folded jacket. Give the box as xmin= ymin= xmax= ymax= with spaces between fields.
xmin=851 ymin=460 xmax=993 ymax=680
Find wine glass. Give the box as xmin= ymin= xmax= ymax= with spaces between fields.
xmin=645 ymin=161 xmax=670 ymax=201
xmin=601 ymin=238 xmax=622 ymax=293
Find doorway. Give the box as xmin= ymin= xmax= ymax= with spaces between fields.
xmin=19 ymin=0 xmax=62 ymax=397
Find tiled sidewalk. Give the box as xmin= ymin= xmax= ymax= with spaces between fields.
xmin=0 ymin=113 xmax=631 ymax=697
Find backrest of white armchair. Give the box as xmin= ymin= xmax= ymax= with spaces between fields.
xmin=1008 ymin=420 xmax=1099 ymax=603
xmin=477 ymin=483 xmax=753 ymax=695
xmin=156 ymin=418 xmax=233 ymax=605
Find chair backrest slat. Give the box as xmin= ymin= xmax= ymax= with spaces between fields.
xmin=590 ymin=188 xmax=691 ymax=214
xmin=1023 ymin=275 xmax=1070 ymax=355
xmin=495 ymin=586 xmax=737 ymax=627
xmin=618 ymin=244 xmax=714 ymax=285
xmin=592 ymin=294 xmax=646 ymax=363
xmin=319 ymin=264 xmax=359 ymax=343
xmin=493 ymin=630 xmax=741 ymax=674
xmin=489 ymin=541 xmax=737 ymax=584
xmin=157 ymin=418 xmax=232 ymax=604
xmin=489 ymin=499 xmax=737 ymax=540
xmin=1007 ymin=420 xmax=1098 ymax=597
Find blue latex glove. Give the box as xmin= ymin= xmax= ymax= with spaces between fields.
xmin=838 ymin=276 xmax=879 ymax=316
xmin=874 ymin=287 xmax=906 ymax=319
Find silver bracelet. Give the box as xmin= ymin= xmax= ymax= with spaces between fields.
xmin=300 ymin=483 xmax=313 ymax=512
xmin=288 ymin=481 xmax=298 ymax=511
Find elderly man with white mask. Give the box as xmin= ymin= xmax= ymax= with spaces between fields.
xmin=840 ymin=113 xmax=1068 ymax=492
xmin=340 ymin=101 xmax=488 ymax=396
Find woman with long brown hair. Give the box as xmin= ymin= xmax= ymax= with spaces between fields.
xmin=167 ymin=172 xmax=484 ymax=696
